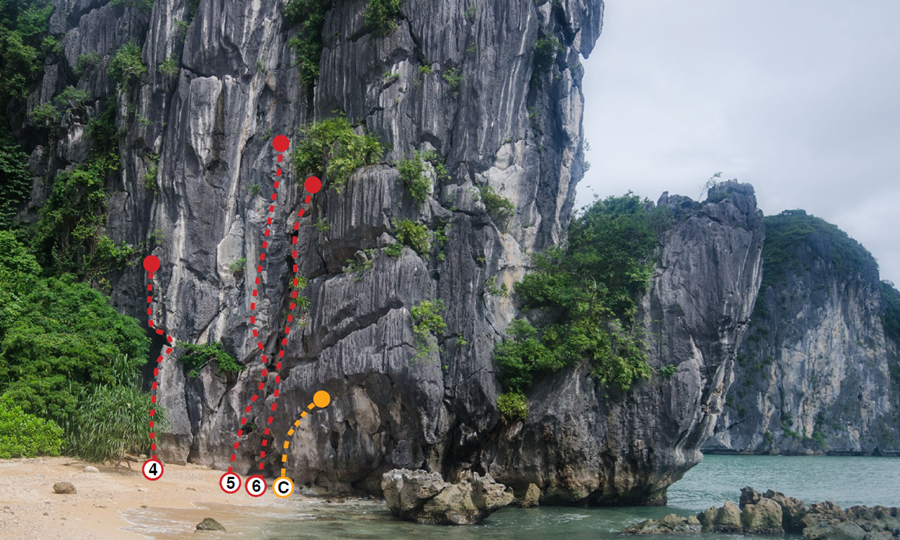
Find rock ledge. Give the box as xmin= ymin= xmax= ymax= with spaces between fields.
xmin=381 ymin=469 xmax=513 ymax=525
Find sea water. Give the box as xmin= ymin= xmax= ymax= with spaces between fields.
xmin=128 ymin=455 xmax=900 ymax=539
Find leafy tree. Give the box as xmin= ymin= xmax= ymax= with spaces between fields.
xmin=496 ymin=390 xmax=527 ymax=423
xmin=285 ymin=0 xmax=333 ymax=85
xmin=0 ymin=395 xmax=64 ymax=459
xmin=0 ymin=232 xmax=148 ymax=424
xmin=179 ymin=342 xmax=244 ymax=378
xmin=364 ymin=0 xmax=401 ymax=36
xmin=108 ymin=40 xmax=146 ymax=89
xmin=31 ymin=151 xmax=119 ymax=276
xmin=393 ymin=218 xmax=430 ymax=256
xmin=398 ymin=151 xmax=433 ymax=204
xmin=479 ymin=185 xmax=514 ymax=226
xmin=410 ymin=299 xmax=445 ymax=361
xmin=0 ymin=125 xmax=32 ymax=229
xmin=292 ymin=115 xmax=382 ymax=192
xmin=0 ymin=0 xmax=53 ymax=109
xmin=494 ymin=194 xmax=672 ymax=394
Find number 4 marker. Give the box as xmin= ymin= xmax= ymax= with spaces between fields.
xmin=142 ymin=459 xmax=164 ymax=481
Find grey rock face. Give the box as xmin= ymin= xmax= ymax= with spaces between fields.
xmin=21 ymin=0 xmax=762 ymax=505
xmin=706 ymin=211 xmax=900 ymax=455
xmin=381 ymin=469 xmax=513 ymax=525
xmin=486 ymin=182 xmax=765 ymax=504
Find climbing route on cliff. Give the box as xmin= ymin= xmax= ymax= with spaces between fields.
xmin=140 ymin=136 xmax=326 ymax=495
xmin=141 ymin=253 xmax=172 ymax=481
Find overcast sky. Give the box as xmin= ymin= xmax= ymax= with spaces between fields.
xmin=578 ymin=0 xmax=900 ymax=285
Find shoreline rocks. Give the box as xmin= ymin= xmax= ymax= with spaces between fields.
xmin=381 ymin=469 xmax=513 ymax=525
xmin=624 ymin=487 xmax=900 ymax=538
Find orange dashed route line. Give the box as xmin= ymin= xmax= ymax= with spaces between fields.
xmin=226 ymin=135 xmax=323 ymax=475
xmin=280 ymin=391 xmax=331 ymax=478
xmin=248 ymin=181 xmax=321 ymax=472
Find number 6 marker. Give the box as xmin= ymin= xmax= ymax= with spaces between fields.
xmin=245 ymin=475 xmax=266 ymax=497
xmin=142 ymin=459 xmax=164 ymax=481
xmin=273 ymin=477 xmax=294 ymax=498
xmin=219 ymin=472 xmax=241 ymax=494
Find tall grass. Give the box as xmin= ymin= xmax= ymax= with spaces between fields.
xmin=65 ymin=356 xmax=166 ymax=463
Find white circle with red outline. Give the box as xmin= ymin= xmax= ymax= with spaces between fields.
xmin=142 ymin=459 xmax=164 ymax=481
xmin=219 ymin=472 xmax=241 ymax=494
xmin=245 ymin=475 xmax=266 ymax=497
xmin=272 ymin=477 xmax=294 ymax=498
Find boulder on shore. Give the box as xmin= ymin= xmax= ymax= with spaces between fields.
xmin=381 ymin=469 xmax=513 ymax=525
xmin=52 ymin=482 xmax=76 ymax=494
xmin=195 ymin=518 xmax=226 ymax=531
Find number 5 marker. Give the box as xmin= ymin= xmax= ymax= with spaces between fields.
xmin=219 ymin=472 xmax=241 ymax=494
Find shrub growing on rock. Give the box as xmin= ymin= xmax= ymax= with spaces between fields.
xmin=293 ymin=115 xmax=382 ymax=192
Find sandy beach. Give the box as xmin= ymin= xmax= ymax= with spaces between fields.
xmin=0 ymin=457 xmax=303 ymax=540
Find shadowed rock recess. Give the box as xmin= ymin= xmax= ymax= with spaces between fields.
xmin=19 ymin=0 xmax=765 ymax=505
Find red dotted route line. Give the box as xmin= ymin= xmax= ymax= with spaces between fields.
xmin=226 ymin=136 xmax=323 ymax=474
xmin=142 ymin=254 xmax=172 ymax=461
xmin=249 ymin=176 xmax=321 ymax=472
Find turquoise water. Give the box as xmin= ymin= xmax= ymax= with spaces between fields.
xmin=130 ymin=455 xmax=900 ymax=539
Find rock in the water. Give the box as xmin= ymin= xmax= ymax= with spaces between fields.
xmin=741 ymin=498 xmax=784 ymax=533
xmin=382 ymin=469 xmax=513 ymax=525
xmin=716 ymin=501 xmax=743 ymax=532
xmin=683 ymin=488 xmax=900 ymax=539
xmin=83 ymin=466 xmax=99 ymax=473
xmin=623 ymin=514 xmax=701 ymax=534
xmin=52 ymin=482 xmax=76 ymax=494
xmin=740 ymin=486 xmax=761 ymax=508
xmin=763 ymin=489 xmax=807 ymax=532
xmin=519 ymin=484 xmax=541 ymax=508
xmin=195 ymin=518 xmax=226 ymax=531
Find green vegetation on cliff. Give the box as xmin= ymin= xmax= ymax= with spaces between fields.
xmin=883 ymin=281 xmax=900 ymax=346
xmin=494 ymin=194 xmax=672 ymax=399
xmin=761 ymin=210 xmax=874 ymax=289
xmin=285 ymin=0 xmax=333 ymax=85
xmin=179 ymin=342 xmax=244 ymax=378
xmin=292 ymin=115 xmax=382 ymax=192
xmin=0 ymin=0 xmax=54 ymax=108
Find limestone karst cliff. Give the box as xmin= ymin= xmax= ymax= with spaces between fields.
xmin=10 ymin=0 xmax=770 ymax=505
xmin=705 ymin=210 xmax=900 ymax=456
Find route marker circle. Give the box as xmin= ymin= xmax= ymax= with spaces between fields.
xmin=272 ymin=135 xmax=290 ymax=153
xmin=142 ymin=459 xmax=164 ymax=481
xmin=304 ymin=176 xmax=322 ymax=193
xmin=245 ymin=475 xmax=267 ymax=497
xmin=273 ymin=477 xmax=294 ymax=498
xmin=219 ymin=472 xmax=241 ymax=494
xmin=143 ymin=255 xmax=160 ymax=272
